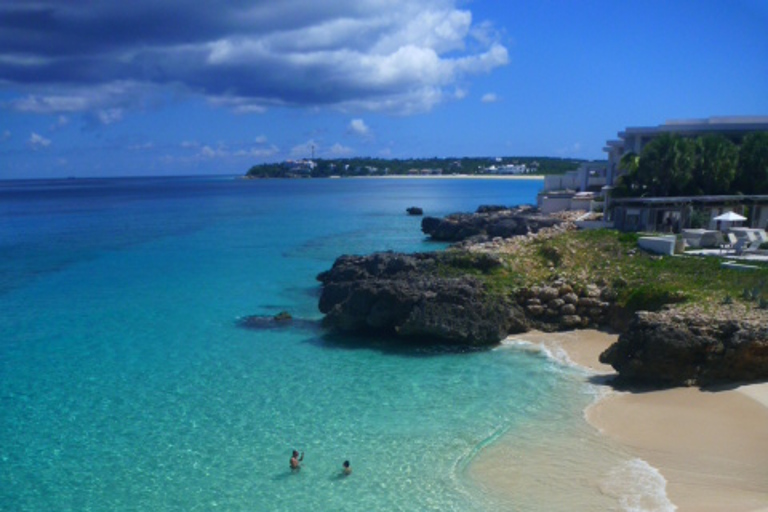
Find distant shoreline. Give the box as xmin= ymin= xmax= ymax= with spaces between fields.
xmin=243 ymin=174 xmax=545 ymax=181
xmin=344 ymin=174 xmax=545 ymax=180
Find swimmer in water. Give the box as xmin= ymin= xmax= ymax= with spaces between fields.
xmin=290 ymin=450 xmax=304 ymax=472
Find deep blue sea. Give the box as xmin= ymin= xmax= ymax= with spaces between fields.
xmin=0 ymin=177 xmax=663 ymax=511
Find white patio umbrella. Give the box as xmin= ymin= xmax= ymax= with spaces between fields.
xmin=713 ymin=210 xmax=747 ymax=232
xmin=713 ymin=211 xmax=747 ymax=222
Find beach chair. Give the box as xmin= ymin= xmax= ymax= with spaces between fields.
xmin=734 ymin=239 xmax=761 ymax=256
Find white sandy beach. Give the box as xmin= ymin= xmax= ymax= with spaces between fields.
xmin=504 ymin=330 xmax=768 ymax=512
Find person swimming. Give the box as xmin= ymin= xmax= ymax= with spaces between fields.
xmin=290 ymin=450 xmax=304 ymax=471
xmin=341 ymin=460 xmax=351 ymax=476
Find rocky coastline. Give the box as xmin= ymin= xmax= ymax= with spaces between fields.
xmin=317 ymin=206 xmax=768 ymax=387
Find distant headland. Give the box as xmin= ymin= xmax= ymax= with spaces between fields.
xmin=245 ymin=156 xmax=594 ymax=179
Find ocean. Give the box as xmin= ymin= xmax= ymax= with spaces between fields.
xmin=0 ymin=176 xmax=669 ymax=511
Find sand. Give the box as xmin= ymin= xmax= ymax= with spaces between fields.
xmin=513 ymin=329 xmax=768 ymax=512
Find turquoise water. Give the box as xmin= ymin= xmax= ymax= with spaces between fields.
xmin=1 ymin=177 xmax=610 ymax=511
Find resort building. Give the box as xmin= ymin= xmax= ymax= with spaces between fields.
xmin=538 ymin=116 xmax=768 ymax=226
xmin=611 ymin=195 xmax=768 ymax=232
xmin=536 ymin=161 xmax=607 ymax=213
xmin=604 ymin=116 xmax=768 ymax=189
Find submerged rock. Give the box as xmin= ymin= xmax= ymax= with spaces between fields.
xmin=238 ymin=312 xmax=319 ymax=331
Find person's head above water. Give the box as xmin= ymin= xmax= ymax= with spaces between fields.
xmin=292 ymin=450 xmax=299 ymax=457
xmin=343 ymin=460 xmax=350 ymax=468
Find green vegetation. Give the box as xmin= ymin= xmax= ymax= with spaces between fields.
xmin=245 ymin=156 xmax=590 ymax=178
xmin=614 ymin=131 xmax=768 ymax=197
xmin=457 ymin=229 xmax=768 ymax=313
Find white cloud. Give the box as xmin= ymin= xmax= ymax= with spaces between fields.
xmin=481 ymin=92 xmax=499 ymax=103
xmin=28 ymin=132 xmax=51 ymax=150
xmin=234 ymin=145 xmax=279 ymax=158
xmin=49 ymin=115 xmax=70 ymax=130
xmin=348 ymin=119 xmax=370 ymax=136
xmin=291 ymin=139 xmax=319 ymax=159
xmin=329 ymin=143 xmax=354 ymax=156
xmin=199 ymin=145 xmax=228 ymax=159
xmin=2 ymin=2 xmax=509 ymax=116
xmin=97 ymin=108 xmax=124 ymax=125
xmin=254 ymin=135 xmax=268 ymax=144
xmin=180 ymin=140 xmax=200 ymax=148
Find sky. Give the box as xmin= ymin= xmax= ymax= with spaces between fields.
xmin=1 ymin=0 xmax=767 ymax=179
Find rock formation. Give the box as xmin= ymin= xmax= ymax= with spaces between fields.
xmin=600 ymin=311 xmax=768 ymax=386
xmin=421 ymin=205 xmax=563 ymax=243
xmin=317 ymin=251 xmax=527 ymax=345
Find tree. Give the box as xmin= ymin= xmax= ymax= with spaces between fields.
xmin=689 ymin=135 xmax=738 ymax=195
xmin=634 ymin=133 xmax=695 ymax=196
xmin=734 ymin=132 xmax=768 ymax=194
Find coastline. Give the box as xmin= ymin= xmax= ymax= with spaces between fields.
xmin=495 ymin=329 xmax=768 ymax=512
xmin=345 ymin=174 xmax=545 ymax=180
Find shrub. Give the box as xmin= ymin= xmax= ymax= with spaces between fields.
xmin=623 ymin=284 xmax=687 ymax=312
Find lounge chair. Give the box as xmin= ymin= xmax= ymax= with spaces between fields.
xmin=734 ymin=239 xmax=762 ymax=256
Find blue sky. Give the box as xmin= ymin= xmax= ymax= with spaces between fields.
xmin=1 ymin=0 xmax=767 ymax=178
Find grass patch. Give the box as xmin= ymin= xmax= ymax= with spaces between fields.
xmin=451 ymin=229 xmax=768 ymax=311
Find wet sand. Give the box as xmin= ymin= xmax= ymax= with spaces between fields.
xmin=513 ymin=329 xmax=768 ymax=512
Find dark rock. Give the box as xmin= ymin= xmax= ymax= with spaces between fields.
xmin=476 ymin=205 xmax=510 ymax=213
xmin=317 ymin=251 xmax=526 ymax=346
xmin=421 ymin=206 xmax=562 ymax=242
xmin=406 ymin=207 xmax=424 ymax=216
xmin=237 ymin=313 xmax=319 ymax=331
xmin=539 ymin=287 xmax=559 ymax=302
xmin=274 ymin=311 xmax=293 ymax=322
xmin=600 ymin=311 xmax=768 ymax=386
xmin=560 ymin=315 xmax=582 ymax=328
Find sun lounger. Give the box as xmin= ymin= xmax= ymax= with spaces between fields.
xmin=734 ymin=239 xmax=762 ymax=256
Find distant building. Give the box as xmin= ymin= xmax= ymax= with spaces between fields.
xmin=485 ymin=163 xmax=529 ymax=175
xmin=537 ymin=116 xmax=768 ymax=217
xmin=285 ymin=159 xmax=316 ymax=176
xmin=537 ymin=161 xmax=607 ymax=213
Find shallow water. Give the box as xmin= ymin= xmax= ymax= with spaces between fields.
xmin=0 ymin=176 xmax=666 ymax=511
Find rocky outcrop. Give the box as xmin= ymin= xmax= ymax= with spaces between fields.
xmin=406 ymin=206 xmax=423 ymax=216
xmin=600 ymin=311 xmax=768 ymax=386
xmin=421 ymin=205 xmax=563 ymax=243
xmin=514 ymin=280 xmax=618 ymax=332
xmin=317 ymin=251 xmax=527 ymax=346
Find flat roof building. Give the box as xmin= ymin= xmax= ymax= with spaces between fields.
xmin=604 ymin=116 xmax=768 ymax=189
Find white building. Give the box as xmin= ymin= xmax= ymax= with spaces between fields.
xmin=486 ymin=163 xmax=529 ymax=175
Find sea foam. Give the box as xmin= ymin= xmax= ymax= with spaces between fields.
xmin=601 ymin=458 xmax=676 ymax=512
